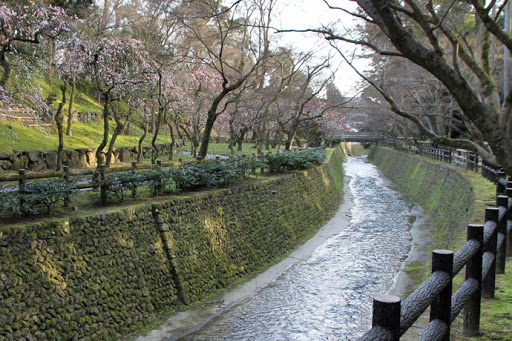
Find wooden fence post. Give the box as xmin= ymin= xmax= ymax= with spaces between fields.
xmin=131 ymin=161 xmax=137 ymax=198
xmin=507 ymin=188 xmax=512 ymax=258
xmin=463 ymin=224 xmax=484 ymax=336
xmin=156 ymin=159 xmax=163 ymax=195
xmin=430 ymin=250 xmax=453 ymax=341
xmin=483 ymin=207 xmax=499 ymax=298
xmin=496 ymin=195 xmax=508 ymax=274
xmin=372 ymin=295 xmax=401 ymax=341
xmin=63 ymin=166 xmax=70 ymax=207
xmin=497 ymin=172 xmax=507 ymax=195
xmin=99 ymin=164 xmax=107 ymax=205
xmin=18 ymin=169 xmax=26 ymax=212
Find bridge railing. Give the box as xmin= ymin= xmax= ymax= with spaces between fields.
xmin=336 ymin=133 xmax=382 ymax=142
xmin=359 ymin=151 xmax=512 ymax=340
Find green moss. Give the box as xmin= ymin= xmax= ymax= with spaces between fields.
xmin=371 ymin=147 xmax=512 ymax=341
xmin=0 ymin=146 xmax=345 ymax=340
xmin=370 ymin=147 xmax=473 ymax=251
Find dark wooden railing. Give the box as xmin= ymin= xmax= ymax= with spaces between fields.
xmin=359 ymin=149 xmax=512 ymax=340
xmin=387 ymin=142 xmax=505 ymax=182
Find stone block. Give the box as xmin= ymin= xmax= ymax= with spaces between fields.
xmin=119 ymin=148 xmax=131 ymax=162
xmin=13 ymin=155 xmax=29 ymax=170
xmin=0 ymin=152 xmax=12 ymax=160
xmin=26 ymin=150 xmax=40 ymax=163
xmin=45 ymin=150 xmax=58 ymax=170
xmin=0 ymin=159 xmax=12 ymax=170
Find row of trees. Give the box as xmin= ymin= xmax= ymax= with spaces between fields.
xmin=0 ymin=0 xmax=347 ymax=171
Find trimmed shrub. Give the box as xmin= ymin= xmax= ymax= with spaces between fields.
xmin=263 ymin=149 xmax=327 ymax=173
xmin=0 ymin=178 xmax=77 ymax=215
xmin=170 ymin=156 xmax=265 ymax=191
xmin=100 ymin=167 xmax=176 ymax=202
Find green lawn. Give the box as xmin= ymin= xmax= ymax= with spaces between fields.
xmin=451 ymin=167 xmax=512 ymax=340
xmin=0 ymin=120 xmax=174 ymax=152
xmin=0 ymin=119 xmax=286 ymax=156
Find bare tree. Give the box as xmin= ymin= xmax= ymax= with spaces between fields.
xmin=175 ymin=0 xmax=262 ymax=159
xmin=276 ymin=56 xmax=335 ymax=149
xmin=307 ymin=0 xmax=512 ymax=173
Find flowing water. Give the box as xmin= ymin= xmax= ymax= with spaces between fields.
xmin=167 ymin=156 xmax=421 ymax=340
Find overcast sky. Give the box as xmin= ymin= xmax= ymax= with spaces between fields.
xmin=271 ymin=0 xmax=367 ymax=97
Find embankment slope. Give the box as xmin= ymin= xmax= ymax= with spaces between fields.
xmin=0 ymin=148 xmax=344 ymax=340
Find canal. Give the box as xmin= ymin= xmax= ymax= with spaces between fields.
xmin=138 ymin=155 xmax=425 ymax=341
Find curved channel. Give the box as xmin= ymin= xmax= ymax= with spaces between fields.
xmin=159 ymin=155 xmax=419 ymax=340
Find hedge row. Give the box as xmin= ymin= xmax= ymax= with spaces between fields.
xmin=0 ymin=149 xmax=327 ymax=216
xmin=0 ymin=147 xmax=344 ymax=340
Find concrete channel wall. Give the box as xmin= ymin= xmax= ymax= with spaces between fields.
xmin=0 ymin=148 xmax=344 ymax=340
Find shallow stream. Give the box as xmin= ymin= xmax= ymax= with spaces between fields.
xmin=138 ymin=155 xmax=425 ymax=341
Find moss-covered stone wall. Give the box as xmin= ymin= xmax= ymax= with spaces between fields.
xmin=0 ymin=148 xmax=344 ymax=340
xmin=369 ymin=147 xmax=473 ymax=249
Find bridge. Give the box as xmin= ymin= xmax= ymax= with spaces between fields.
xmin=336 ymin=133 xmax=381 ymax=142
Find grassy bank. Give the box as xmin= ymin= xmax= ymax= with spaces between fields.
xmin=0 ymin=147 xmax=344 ymax=340
xmin=453 ymin=171 xmax=512 ymax=340
xmin=370 ymin=147 xmax=511 ymax=340
xmin=0 ymin=119 xmax=173 ymax=152
xmin=0 ymin=119 xmax=283 ymax=158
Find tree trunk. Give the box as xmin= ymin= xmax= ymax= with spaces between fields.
xmin=106 ymin=126 xmax=121 ymax=167
xmin=95 ymin=96 xmax=110 ymax=166
xmin=237 ymin=127 xmax=248 ymax=152
xmin=228 ymin=136 xmax=235 ymax=155
xmin=284 ymin=137 xmax=293 ymax=150
xmin=55 ymin=82 xmax=67 ymax=171
xmin=228 ymin=118 xmax=236 ymax=155
xmin=356 ymin=0 xmax=512 ymax=173
xmin=137 ymin=122 xmax=148 ymax=162
xmin=102 ymin=0 xmax=111 ymax=29
xmin=66 ymin=79 xmax=76 ymax=136
xmin=0 ymin=53 xmax=11 ymax=89
xmin=257 ymin=116 xmax=267 ymax=155
xmin=198 ymin=112 xmax=217 ymax=159
xmin=150 ymin=106 xmax=156 ymax=133
xmin=165 ymin=117 xmax=176 ymax=161
xmin=106 ymin=106 xmax=132 ymax=167
xmin=198 ymin=74 xmax=251 ymax=159
xmin=151 ymin=108 xmax=162 ymax=164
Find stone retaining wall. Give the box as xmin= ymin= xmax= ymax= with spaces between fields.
xmin=76 ymin=111 xmax=101 ymax=124
xmin=0 ymin=144 xmax=173 ymax=172
xmin=370 ymin=146 xmax=474 ymax=250
xmin=0 ymin=148 xmax=344 ymax=340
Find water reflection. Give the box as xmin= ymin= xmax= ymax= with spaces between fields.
xmin=180 ymin=156 xmax=415 ymax=340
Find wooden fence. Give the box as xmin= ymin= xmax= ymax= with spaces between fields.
xmin=359 ymin=151 xmax=511 ymax=340
xmin=2 ymin=152 xmax=263 ymax=210
xmin=391 ymin=142 xmax=503 ymax=182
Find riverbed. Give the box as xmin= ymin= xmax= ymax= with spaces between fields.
xmin=136 ymin=155 xmax=427 ymax=341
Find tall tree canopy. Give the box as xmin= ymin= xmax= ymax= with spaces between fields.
xmin=315 ymin=0 xmax=512 ymax=173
